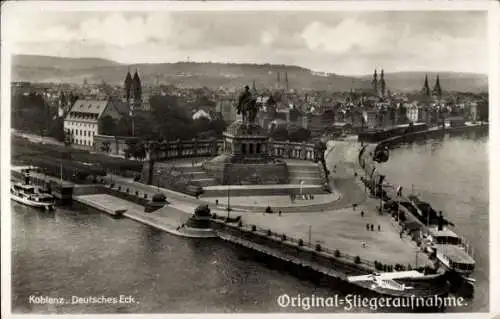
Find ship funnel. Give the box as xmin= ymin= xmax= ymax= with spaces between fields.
xmin=438 ymin=211 xmax=444 ymax=231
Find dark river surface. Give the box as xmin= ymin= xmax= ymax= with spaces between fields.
xmin=11 ymin=132 xmax=488 ymax=313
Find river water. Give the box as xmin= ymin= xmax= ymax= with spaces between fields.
xmin=11 ymin=132 xmax=488 ymax=313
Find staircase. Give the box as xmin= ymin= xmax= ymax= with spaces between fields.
xmin=287 ymin=162 xmax=324 ymax=185
xmin=178 ymin=166 xmax=219 ymax=187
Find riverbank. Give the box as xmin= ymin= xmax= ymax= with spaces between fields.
xmin=378 ymin=123 xmax=488 ymax=149
xmin=12 ymin=162 xmax=443 ymax=299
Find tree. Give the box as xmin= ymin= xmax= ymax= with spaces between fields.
xmin=150 ymin=95 xmax=193 ymax=140
xmin=478 ymin=100 xmax=489 ymax=124
xmin=114 ymin=116 xmax=132 ymax=137
xmin=99 ymin=115 xmax=117 ymax=136
xmin=100 ymin=141 xmax=111 ymax=153
xmin=288 ymin=127 xmax=311 ymax=142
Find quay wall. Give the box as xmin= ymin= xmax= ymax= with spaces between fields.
xmin=211 ymin=219 xmax=379 ymax=276
xmin=357 ymin=124 xmax=488 ymax=180
xmin=378 ymin=124 xmax=488 ymax=150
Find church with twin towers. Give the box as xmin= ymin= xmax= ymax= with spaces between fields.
xmin=371 ymin=68 xmax=443 ymax=98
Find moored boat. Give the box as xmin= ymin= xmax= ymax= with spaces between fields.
xmin=11 ymin=182 xmax=56 ymax=211
xmin=403 ymin=195 xmax=476 ymax=284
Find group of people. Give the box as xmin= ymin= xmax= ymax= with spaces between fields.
xmin=290 ymin=194 xmax=315 ymax=202
xmin=366 ymin=223 xmax=381 ymax=231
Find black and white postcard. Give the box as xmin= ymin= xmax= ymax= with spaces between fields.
xmin=1 ymin=1 xmax=498 ymax=317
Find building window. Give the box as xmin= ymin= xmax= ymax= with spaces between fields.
xmin=249 ymin=143 xmax=254 ymax=154
xmin=241 ymin=143 xmax=247 ymax=154
xmin=256 ymin=144 xmax=261 ymax=154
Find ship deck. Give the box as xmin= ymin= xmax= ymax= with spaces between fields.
xmin=435 ymin=244 xmax=475 ymax=264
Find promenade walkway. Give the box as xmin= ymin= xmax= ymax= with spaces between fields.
xmin=104 ymin=166 xmax=432 ymax=268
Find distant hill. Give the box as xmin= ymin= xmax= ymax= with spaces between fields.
xmin=11 ymin=54 xmax=488 ymax=93
xmin=12 ymin=54 xmax=120 ymax=70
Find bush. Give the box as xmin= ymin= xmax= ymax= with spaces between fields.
xmin=354 ymin=256 xmax=361 ymax=264
xmin=298 ymin=239 xmax=304 ymax=246
xmin=267 ymin=230 xmax=272 ymax=236
xmin=251 ymin=225 xmax=256 ymax=232
xmin=281 ymin=234 xmax=287 ymax=241
xmin=334 ymin=249 xmax=341 ymax=257
xmin=238 ymin=220 xmax=242 ymax=227
xmin=315 ymin=244 xmax=321 ymax=252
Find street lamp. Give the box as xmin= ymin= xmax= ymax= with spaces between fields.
xmin=226 ymin=184 xmax=231 ymax=218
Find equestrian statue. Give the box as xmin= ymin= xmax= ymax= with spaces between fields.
xmin=236 ymin=85 xmax=259 ymax=123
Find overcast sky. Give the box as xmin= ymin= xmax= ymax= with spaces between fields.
xmin=4 ymin=9 xmax=488 ymax=75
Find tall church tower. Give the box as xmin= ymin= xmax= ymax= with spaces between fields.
xmin=379 ymin=69 xmax=386 ymax=97
xmin=285 ymin=71 xmax=289 ymax=92
xmin=124 ymin=69 xmax=133 ymax=101
xmin=432 ymin=74 xmax=442 ymax=97
xmin=371 ymin=69 xmax=378 ymax=95
xmin=422 ymin=74 xmax=431 ymax=97
xmin=132 ymin=69 xmax=142 ymax=108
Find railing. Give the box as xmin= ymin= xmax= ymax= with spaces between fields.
xmin=94 ymin=134 xmax=320 ymax=162
xmin=211 ymin=215 xmax=391 ymax=271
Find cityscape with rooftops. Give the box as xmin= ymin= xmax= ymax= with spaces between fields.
xmin=6 ymin=7 xmax=490 ymax=315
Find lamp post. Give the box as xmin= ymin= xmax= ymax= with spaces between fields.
xmin=227 ymin=184 xmax=231 ymax=219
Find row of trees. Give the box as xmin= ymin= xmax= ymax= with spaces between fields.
xmin=12 ymin=92 xmax=81 ymax=142
xmin=269 ymin=126 xmax=311 ymax=142
xmin=99 ymin=95 xmax=227 ymax=141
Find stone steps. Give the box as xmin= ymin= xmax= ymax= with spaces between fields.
xmin=287 ymin=164 xmax=324 ymax=185
xmin=289 ymin=177 xmax=323 ymax=184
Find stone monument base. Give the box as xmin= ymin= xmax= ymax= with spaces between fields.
xmin=202 ymin=154 xmax=289 ymax=185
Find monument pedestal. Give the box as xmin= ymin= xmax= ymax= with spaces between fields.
xmin=203 ymin=120 xmax=289 ymax=185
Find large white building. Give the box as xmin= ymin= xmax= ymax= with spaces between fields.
xmin=64 ymin=99 xmax=122 ymax=148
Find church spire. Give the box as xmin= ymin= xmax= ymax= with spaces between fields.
xmin=379 ymin=69 xmax=386 ymax=97
xmin=124 ymin=67 xmax=133 ymax=101
xmin=371 ymin=69 xmax=378 ymax=95
xmin=432 ymin=74 xmax=442 ymax=97
xmin=422 ymin=74 xmax=430 ymax=96
xmin=285 ymin=71 xmax=289 ymax=91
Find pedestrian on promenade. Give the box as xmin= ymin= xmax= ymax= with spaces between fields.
xmin=361 ymin=210 xmax=364 ymax=217
xmin=215 ymin=199 xmax=219 ymax=205
xmin=366 ymin=223 xmax=370 ymax=230
xmin=352 ymin=203 xmax=357 ymax=211
xmin=378 ymin=225 xmax=381 ymax=231
xmin=370 ymin=224 xmax=374 ymax=231
xmin=279 ymin=210 xmax=282 ymax=216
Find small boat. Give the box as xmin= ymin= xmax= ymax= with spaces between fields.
xmin=11 ymin=182 xmax=56 ymax=211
